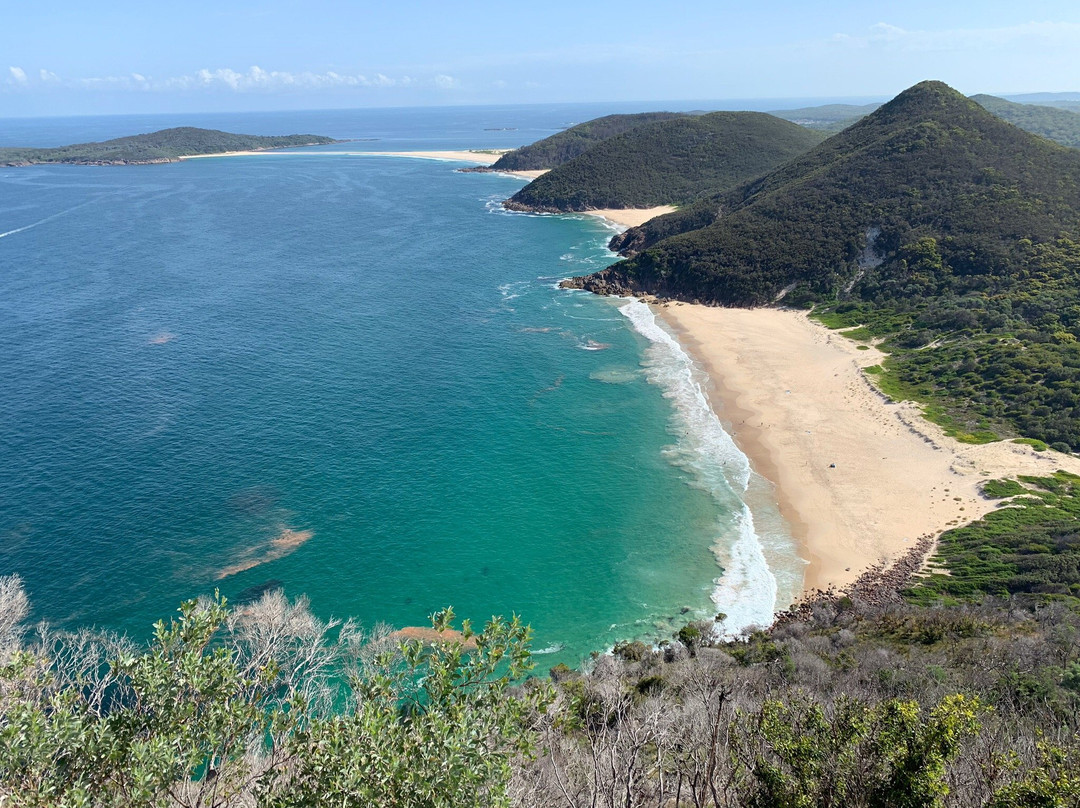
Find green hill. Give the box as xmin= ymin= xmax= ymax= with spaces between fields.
xmin=505 ymin=112 xmax=826 ymax=212
xmin=0 ymin=127 xmax=339 ymax=166
xmin=771 ymin=96 xmax=1080 ymax=147
xmin=586 ymin=81 xmax=1080 ymax=303
xmin=488 ymin=112 xmax=687 ymax=171
xmin=570 ymin=80 xmax=1080 ymax=448
xmin=971 ymin=94 xmax=1080 ymax=148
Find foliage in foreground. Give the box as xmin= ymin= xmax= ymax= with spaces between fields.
xmin=0 ymin=583 xmax=542 ymax=807
xmin=517 ymin=596 xmax=1080 ymax=808
xmin=3 ymin=574 xmax=1080 ymax=806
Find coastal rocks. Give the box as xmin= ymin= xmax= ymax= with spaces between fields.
xmin=609 ymin=226 xmax=649 ymax=256
xmin=559 ymin=268 xmax=643 ymax=297
xmin=773 ymin=534 xmax=937 ymax=627
xmin=503 ymin=199 xmax=564 ymax=214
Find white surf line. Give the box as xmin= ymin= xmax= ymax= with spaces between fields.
xmin=0 ymin=198 xmax=100 ymax=241
xmin=618 ymin=299 xmax=779 ymax=638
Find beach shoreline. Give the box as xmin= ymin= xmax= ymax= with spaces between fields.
xmin=654 ymin=303 xmax=1080 ymax=596
xmin=580 ymin=207 xmax=677 ymax=228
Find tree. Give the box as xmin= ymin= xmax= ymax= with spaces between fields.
xmin=0 ymin=580 xmax=547 ymax=808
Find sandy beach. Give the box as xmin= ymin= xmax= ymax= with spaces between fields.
xmin=581 ymin=207 xmax=677 ymax=228
xmin=658 ymin=304 xmax=1080 ymax=595
xmin=179 ymin=147 xmax=552 ymax=181
xmin=365 ymin=150 xmax=551 ymax=181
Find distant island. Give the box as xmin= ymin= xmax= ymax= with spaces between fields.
xmin=0 ymin=127 xmax=340 ymax=166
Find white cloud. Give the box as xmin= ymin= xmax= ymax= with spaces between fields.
xmin=169 ymin=65 xmax=413 ymax=91
xmin=1 ymin=64 xmax=465 ymax=95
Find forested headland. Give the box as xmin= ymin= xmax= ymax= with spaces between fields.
xmin=0 ymin=128 xmax=339 ymax=166
xmin=504 ymin=112 xmax=825 ymax=212
xmin=487 ymin=112 xmax=688 ymax=171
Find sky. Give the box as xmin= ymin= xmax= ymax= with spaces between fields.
xmin=2 ymin=0 xmax=1080 ymax=117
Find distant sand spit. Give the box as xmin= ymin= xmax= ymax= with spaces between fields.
xmin=179 ymin=147 xmax=676 ymax=228
xmin=177 ymin=147 xmax=549 ymax=181
xmin=658 ymin=305 xmax=1080 ymax=595
xmin=217 ymin=527 xmax=314 ymax=580
xmin=178 ymin=149 xmax=508 ymax=162
xmin=365 ymin=150 xmax=548 ymax=180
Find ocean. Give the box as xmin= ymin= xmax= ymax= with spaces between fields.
xmin=0 ymin=105 xmax=802 ymax=665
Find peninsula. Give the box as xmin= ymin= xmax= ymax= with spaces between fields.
xmin=0 ymin=127 xmax=340 ymax=166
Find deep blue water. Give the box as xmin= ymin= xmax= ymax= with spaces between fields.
xmin=0 ymin=106 xmax=800 ymax=664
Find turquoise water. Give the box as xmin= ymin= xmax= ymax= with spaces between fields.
xmin=0 ymin=109 xmax=801 ymax=665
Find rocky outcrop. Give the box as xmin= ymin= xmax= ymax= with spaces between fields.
xmin=559 ymin=268 xmax=646 ymax=297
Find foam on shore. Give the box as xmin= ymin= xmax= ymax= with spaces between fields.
xmin=618 ymin=299 xmax=783 ymax=636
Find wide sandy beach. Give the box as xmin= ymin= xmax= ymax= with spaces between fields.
xmin=658 ymin=304 xmax=1080 ymax=594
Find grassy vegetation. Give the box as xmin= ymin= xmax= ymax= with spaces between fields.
xmin=808 ymin=240 xmax=1080 ymax=448
xmin=507 ymin=112 xmax=825 ymax=211
xmin=0 ymin=128 xmax=338 ymax=166
xmin=489 ymin=112 xmax=687 ymax=171
xmin=1013 ymin=438 xmax=1049 ymax=451
xmin=907 ymin=471 xmax=1080 ymax=609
